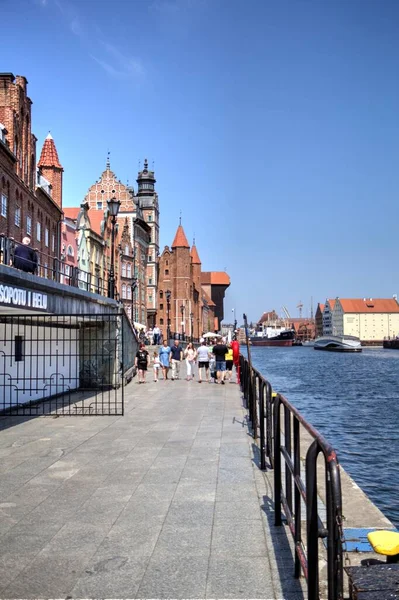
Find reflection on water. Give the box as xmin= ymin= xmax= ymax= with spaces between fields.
xmin=246 ymin=346 xmax=399 ymax=527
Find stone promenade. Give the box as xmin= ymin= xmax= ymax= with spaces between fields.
xmin=0 ymin=368 xmax=306 ymax=599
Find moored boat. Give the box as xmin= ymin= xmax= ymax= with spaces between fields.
xmin=250 ymin=327 xmax=295 ymax=347
xmin=314 ymin=335 xmax=362 ymax=352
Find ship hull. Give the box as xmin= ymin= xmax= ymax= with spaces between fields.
xmin=250 ymin=339 xmax=293 ymax=347
xmin=314 ymin=335 xmax=362 ymax=353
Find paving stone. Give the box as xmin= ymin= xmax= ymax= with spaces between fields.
xmin=137 ymin=555 xmax=209 ymax=598
xmin=206 ymin=555 xmax=274 ymax=598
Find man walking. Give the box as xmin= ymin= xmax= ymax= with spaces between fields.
xmin=13 ymin=237 xmax=38 ymax=274
xmin=212 ymin=338 xmax=228 ymax=384
xmin=170 ymin=339 xmax=183 ymax=380
xmin=153 ymin=324 xmax=160 ymax=345
xmin=197 ymin=339 xmax=211 ymax=383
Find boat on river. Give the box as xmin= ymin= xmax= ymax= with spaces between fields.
xmin=250 ymin=327 xmax=295 ymax=347
xmin=314 ymin=335 xmax=362 ymax=352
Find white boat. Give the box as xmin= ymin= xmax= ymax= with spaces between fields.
xmin=314 ymin=335 xmax=362 ymax=353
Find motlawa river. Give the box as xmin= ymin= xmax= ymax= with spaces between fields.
xmin=246 ymin=346 xmax=399 ymax=528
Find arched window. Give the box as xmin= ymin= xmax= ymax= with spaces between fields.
xmin=127 ymin=286 xmax=132 ymax=299
xmin=67 ymin=245 xmax=74 ymax=257
xmin=122 ymin=284 xmax=126 ymax=299
xmin=122 ymin=262 xmax=127 ymax=277
xmin=127 ymin=263 xmax=131 ymax=278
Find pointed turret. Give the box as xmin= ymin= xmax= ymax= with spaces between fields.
xmin=171 ymin=224 xmax=190 ymax=249
xmin=190 ymin=239 xmax=201 ymax=264
xmin=37 ymin=132 xmax=63 ymax=207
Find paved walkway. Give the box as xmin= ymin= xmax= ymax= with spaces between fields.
xmin=0 ymin=367 xmax=306 ymax=599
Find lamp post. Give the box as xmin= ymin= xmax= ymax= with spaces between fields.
xmin=166 ymin=289 xmax=171 ymax=342
xmin=180 ymin=304 xmax=185 ymax=341
xmin=232 ymin=307 xmax=237 ymax=335
xmin=190 ymin=312 xmax=194 ymax=342
xmin=107 ymin=197 xmax=121 ymax=299
xmin=131 ymin=278 xmax=137 ymax=324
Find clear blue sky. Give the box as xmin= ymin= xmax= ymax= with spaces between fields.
xmin=3 ymin=0 xmax=399 ymax=323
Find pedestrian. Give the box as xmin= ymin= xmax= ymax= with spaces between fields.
xmin=184 ymin=342 xmax=197 ymax=381
xmin=135 ymin=343 xmax=150 ymax=383
xmin=197 ymin=339 xmax=211 ymax=383
xmin=13 ymin=237 xmax=38 ymax=274
xmin=231 ymin=337 xmax=241 ymax=383
xmin=152 ymin=351 xmax=160 ymax=382
xmin=159 ymin=339 xmax=171 ymax=380
xmin=147 ymin=328 xmax=154 ymax=345
xmin=212 ymin=338 xmax=228 ymax=384
xmin=170 ymin=339 xmax=183 ymax=380
xmin=153 ymin=324 xmax=160 ymax=345
xmin=225 ymin=343 xmax=234 ymax=382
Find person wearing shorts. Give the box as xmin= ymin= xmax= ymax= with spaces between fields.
xmin=196 ymin=340 xmax=211 ymax=383
xmin=135 ymin=343 xmax=149 ymax=383
xmin=225 ymin=344 xmax=234 ymax=382
xmin=212 ymin=339 xmax=228 ymax=384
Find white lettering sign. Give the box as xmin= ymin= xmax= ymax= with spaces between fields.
xmin=0 ymin=285 xmax=48 ymax=310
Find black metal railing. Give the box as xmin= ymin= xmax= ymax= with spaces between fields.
xmin=0 ymin=234 xmax=109 ymax=297
xmin=240 ymin=354 xmax=344 ymax=600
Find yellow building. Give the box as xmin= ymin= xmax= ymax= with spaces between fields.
xmin=332 ymin=298 xmax=399 ymax=342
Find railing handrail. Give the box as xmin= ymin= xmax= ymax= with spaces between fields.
xmin=240 ymin=354 xmax=343 ymax=600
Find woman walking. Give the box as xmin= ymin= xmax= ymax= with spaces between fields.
xmin=135 ymin=343 xmax=150 ymax=384
xmin=184 ymin=343 xmax=197 ymax=381
xmin=159 ymin=339 xmax=171 ymax=380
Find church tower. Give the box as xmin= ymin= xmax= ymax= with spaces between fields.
xmin=137 ymin=159 xmax=159 ymax=327
xmin=37 ymin=132 xmax=63 ymax=208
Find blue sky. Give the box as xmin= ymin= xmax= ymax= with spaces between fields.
xmin=3 ymin=0 xmax=399 ymax=322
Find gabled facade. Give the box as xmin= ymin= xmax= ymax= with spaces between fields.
xmin=322 ymin=299 xmax=336 ymax=335
xmin=332 ymin=297 xmax=399 ymax=341
xmin=315 ymin=303 xmax=325 ymax=338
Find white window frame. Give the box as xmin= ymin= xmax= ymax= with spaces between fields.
xmin=52 ymin=233 xmax=55 ymax=252
xmin=127 ymin=264 xmax=131 ymax=278
xmin=27 ymin=215 xmax=32 ymax=235
xmin=122 ymin=262 xmax=127 ymax=277
xmin=36 ymin=222 xmax=41 ymax=242
xmin=15 ymin=206 xmax=21 ymax=227
xmin=1 ymin=194 xmax=7 ymax=217
xmin=45 ymin=228 xmax=49 ymax=247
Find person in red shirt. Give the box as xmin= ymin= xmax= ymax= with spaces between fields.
xmin=231 ymin=338 xmax=240 ymax=384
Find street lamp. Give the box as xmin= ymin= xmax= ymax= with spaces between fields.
xmin=131 ymin=277 xmax=138 ymax=323
xmin=232 ymin=307 xmax=237 ymax=335
xmin=180 ymin=304 xmax=185 ymax=340
xmin=190 ymin=312 xmax=194 ymax=342
xmin=107 ymin=197 xmax=121 ymax=299
xmin=166 ymin=289 xmax=171 ymax=341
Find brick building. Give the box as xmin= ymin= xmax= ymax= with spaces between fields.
xmin=157 ymin=223 xmax=230 ymax=339
xmin=0 ymin=74 xmax=63 ymax=268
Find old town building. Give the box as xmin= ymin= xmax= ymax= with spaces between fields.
xmin=315 ymin=302 xmax=325 ymax=337
xmin=0 ymin=73 xmax=63 ymax=269
xmin=157 ymin=222 xmax=230 ymax=339
xmin=331 ymin=297 xmax=399 ymax=342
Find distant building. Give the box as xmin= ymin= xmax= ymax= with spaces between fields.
xmin=332 ymin=297 xmax=399 ymax=342
xmin=315 ymin=303 xmax=325 ymax=337
xmin=157 ymin=222 xmax=230 ymax=339
xmin=322 ymin=299 xmax=336 ymax=335
xmin=0 ymin=73 xmax=63 ymax=266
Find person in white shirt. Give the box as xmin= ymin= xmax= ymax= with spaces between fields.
xmin=153 ymin=325 xmax=160 ymax=345
xmin=184 ymin=343 xmax=197 ymax=381
xmin=196 ymin=341 xmax=211 ymax=383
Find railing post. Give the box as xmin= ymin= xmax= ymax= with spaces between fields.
xmin=284 ymin=405 xmax=293 ymax=517
xmin=274 ymin=394 xmax=282 ymax=526
xmin=326 ymin=457 xmax=343 ymax=600
xmin=306 ymin=440 xmax=319 ymax=600
xmin=259 ymin=380 xmax=266 ymax=470
xmin=293 ymin=417 xmax=301 ymax=578
xmin=265 ymin=381 xmax=274 ymax=467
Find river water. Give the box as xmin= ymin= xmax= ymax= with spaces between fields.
xmin=246 ymin=346 xmax=399 ymax=528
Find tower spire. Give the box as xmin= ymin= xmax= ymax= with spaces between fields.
xmin=106 ymin=151 xmax=110 ymax=170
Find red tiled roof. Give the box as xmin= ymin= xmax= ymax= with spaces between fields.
xmin=258 ymin=310 xmax=278 ymax=324
xmin=201 ymin=271 xmax=230 ymax=286
xmin=37 ymin=133 xmax=63 ymax=169
xmin=317 ymin=303 xmax=325 ymax=314
xmin=339 ymin=298 xmax=399 ymax=313
xmin=63 ymin=207 xmax=80 ymax=220
xmin=88 ymin=211 xmax=105 ymax=236
xmin=326 ymin=299 xmax=336 ymax=311
xmin=171 ymin=225 xmax=190 ymax=248
xmin=190 ymin=244 xmax=201 ymax=264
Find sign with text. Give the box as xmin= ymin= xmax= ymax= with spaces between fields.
xmin=0 ymin=285 xmax=48 ymax=310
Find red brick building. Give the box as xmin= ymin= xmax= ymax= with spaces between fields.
xmin=157 ymin=223 xmax=230 ymax=339
xmin=0 ymin=74 xmax=63 ymax=268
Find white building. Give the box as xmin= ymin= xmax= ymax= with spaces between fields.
xmin=332 ymin=297 xmax=399 ymax=341
xmin=322 ymin=299 xmax=336 ymax=335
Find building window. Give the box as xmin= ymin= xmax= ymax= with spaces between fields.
xmin=165 ymin=269 xmax=169 ymax=276
xmin=160 ymin=303 xmax=164 ymax=310
xmin=36 ymin=222 xmax=41 ymax=242
xmin=52 ymin=234 xmax=55 ymax=252
xmin=45 ymin=228 xmax=49 ymax=247
xmin=160 ymin=318 xmax=164 ymax=325
xmin=1 ymin=194 xmax=7 ymax=217
xmin=148 ymin=215 xmax=152 ymax=222
xmin=15 ymin=206 xmax=21 ymax=227
xmin=149 ymin=295 xmax=153 ymax=302
xmin=96 ymin=201 xmax=102 ymax=210
xmin=160 ymin=291 xmax=163 ymax=298
xmin=122 ymin=284 xmax=126 ymax=299
xmin=148 ymin=254 xmax=152 ymax=262
xmin=149 ymin=278 xmax=152 ymax=285
xmin=127 ymin=264 xmax=131 ymax=278
xmin=67 ymin=245 xmax=74 ymax=257
xmin=125 ymin=245 xmax=129 ymax=255
xmin=127 ymin=286 xmax=132 ymax=299
xmin=122 ymin=262 xmax=126 ymax=277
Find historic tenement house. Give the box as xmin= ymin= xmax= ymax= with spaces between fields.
xmin=0 ymin=74 xmax=63 ymax=270
xmin=157 ymin=222 xmax=230 ymax=339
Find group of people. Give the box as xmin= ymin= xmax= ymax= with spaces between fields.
xmin=134 ymin=337 xmax=240 ymax=384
